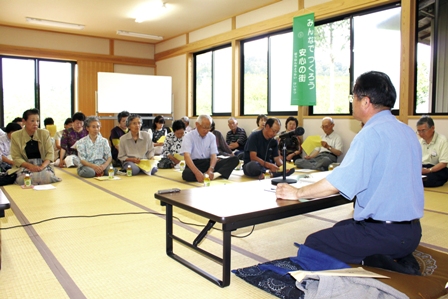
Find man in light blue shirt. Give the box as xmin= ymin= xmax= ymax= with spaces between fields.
xmin=180 ymin=115 xmax=239 ymax=182
xmin=277 ymin=71 xmax=423 ymax=272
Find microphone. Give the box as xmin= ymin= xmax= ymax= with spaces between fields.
xmin=277 ymin=127 xmax=305 ymax=139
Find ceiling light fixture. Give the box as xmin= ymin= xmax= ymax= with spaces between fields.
xmin=116 ymin=30 xmax=163 ymax=40
xmin=26 ymin=17 xmax=85 ymax=30
xmin=135 ymin=1 xmax=168 ymax=23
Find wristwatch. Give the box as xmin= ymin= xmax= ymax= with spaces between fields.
xmin=328 ymin=146 xmax=332 ymax=150
xmin=429 ymin=168 xmax=433 ymax=172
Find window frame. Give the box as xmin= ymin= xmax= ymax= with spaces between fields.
xmin=0 ymin=55 xmax=76 ymax=126
xmin=192 ymin=43 xmax=232 ymax=117
xmin=413 ymin=0 xmax=448 ymax=115
xmin=240 ymin=28 xmax=297 ymax=116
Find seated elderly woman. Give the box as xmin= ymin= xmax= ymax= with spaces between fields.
xmin=278 ymin=116 xmax=303 ymax=162
xmin=9 ymin=108 xmax=62 ymax=185
xmin=118 ymin=114 xmax=157 ymax=176
xmin=76 ymin=116 xmax=114 ymax=178
xmin=159 ymin=119 xmax=185 ymax=168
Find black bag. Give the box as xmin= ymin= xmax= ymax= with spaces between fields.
xmin=157 ymin=158 xmax=174 ymax=169
xmin=0 ymin=172 xmax=17 ymax=186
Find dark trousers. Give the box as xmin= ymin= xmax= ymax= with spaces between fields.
xmin=243 ymin=161 xmax=266 ymax=177
xmin=182 ymin=156 xmax=239 ymax=182
xmin=423 ymin=164 xmax=448 ymax=187
xmin=304 ymin=218 xmax=422 ymax=264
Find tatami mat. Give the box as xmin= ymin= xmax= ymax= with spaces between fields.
xmin=1 ymin=165 xmax=447 ymax=299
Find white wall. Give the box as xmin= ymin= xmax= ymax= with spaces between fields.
xmin=155 ymin=55 xmax=187 ymax=120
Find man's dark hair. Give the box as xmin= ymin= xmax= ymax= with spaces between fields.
xmin=12 ymin=117 xmax=23 ymax=123
xmin=44 ymin=117 xmax=54 ymax=126
xmin=265 ymin=118 xmax=280 ymax=129
xmin=172 ymin=119 xmax=186 ymax=132
xmin=285 ymin=116 xmax=298 ymax=129
xmin=72 ymin=112 xmax=86 ymax=122
xmin=416 ymin=115 xmax=434 ymax=128
xmin=117 ymin=111 xmax=130 ymax=122
xmin=353 ymin=71 xmax=396 ymax=109
xmin=22 ymin=109 xmax=39 ymax=120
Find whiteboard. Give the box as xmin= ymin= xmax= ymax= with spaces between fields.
xmin=97 ymin=72 xmax=172 ymax=114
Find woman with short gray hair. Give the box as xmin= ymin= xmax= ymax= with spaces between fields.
xmin=77 ymin=116 xmax=114 ymax=178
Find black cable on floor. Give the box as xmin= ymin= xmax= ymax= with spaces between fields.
xmin=0 ymin=211 xmax=255 ymax=238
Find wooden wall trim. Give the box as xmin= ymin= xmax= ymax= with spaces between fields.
xmin=399 ymin=0 xmax=417 ymax=124
xmin=155 ymin=0 xmax=398 ymax=61
xmin=0 ymin=44 xmax=155 ymax=66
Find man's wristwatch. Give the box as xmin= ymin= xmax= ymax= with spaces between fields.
xmin=209 ymin=166 xmax=215 ymax=171
xmin=328 ymin=146 xmax=332 ymax=150
xmin=429 ymin=168 xmax=433 ymax=172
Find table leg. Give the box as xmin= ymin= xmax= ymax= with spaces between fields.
xmin=166 ymin=204 xmax=173 ymax=255
xmin=222 ymin=229 xmax=231 ymax=287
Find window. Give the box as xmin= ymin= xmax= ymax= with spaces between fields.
xmin=239 ymin=5 xmax=401 ymax=116
xmin=242 ymin=30 xmax=298 ymax=115
xmin=415 ymin=0 xmax=448 ymax=114
xmin=311 ymin=5 xmax=401 ymax=115
xmin=353 ymin=6 xmax=401 ymax=111
xmin=312 ymin=19 xmax=350 ymax=114
xmin=193 ymin=45 xmax=231 ymax=116
xmin=0 ymin=56 xmax=76 ymax=129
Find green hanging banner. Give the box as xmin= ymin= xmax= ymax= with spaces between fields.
xmin=291 ymin=13 xmax=316 ymax=106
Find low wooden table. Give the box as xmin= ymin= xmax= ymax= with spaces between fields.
xmin=0 ymin=189 xmax=11 ymax=269
xmin=154 ymin=178 xmax=349 ymax=287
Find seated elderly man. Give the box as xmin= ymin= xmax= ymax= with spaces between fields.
xmin=416 ymin=115 xmax=448 ymax=187
xmin=295 ymin=117 xmax=343 ymax=170
xmin=243 ymin=118 xmax=294 ymax=179
xmin=226 ymin=117 xmax=247 ymax=160
xmin=180 ymin=115 xmax=239 ymax=182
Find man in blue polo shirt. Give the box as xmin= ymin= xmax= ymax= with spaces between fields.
xmin=276 ymin=71 xmax=423 ymax=271
xmin=180 ymin=115 xmax=239 ymax=182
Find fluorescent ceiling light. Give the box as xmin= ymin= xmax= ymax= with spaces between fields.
xmin=116 ymin=30 xmax=163 ymax=40
xmin=26 ymin=17 xmax=84 ymax=30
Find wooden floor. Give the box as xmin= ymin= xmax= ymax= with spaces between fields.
xmin=0 ymin=164 xmax=447 ymax=299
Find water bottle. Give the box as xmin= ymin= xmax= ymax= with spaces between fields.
xmin=203 ymin=174 xmax=210 ymax=187
xmin=108 ymin=166 xmax=114 ymax=179
xmin=264 ymin=170 xmax=270 ymax=179
xmin=24 ymin=173 xmax=32 ymax=187
xmin=126 ymin=165 xmax=132 ymax=177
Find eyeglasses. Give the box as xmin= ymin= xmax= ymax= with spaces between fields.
xmin=348 ymin=94 xmax=367 ymax=103
xmin=416 ymin=128 xmax=430 ymax=134
xmin=198 ymin=124 xmax=211 ymax=131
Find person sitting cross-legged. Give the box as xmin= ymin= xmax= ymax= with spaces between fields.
xmin=180 ymin=115 xmax=239 ymax=183
xmin=295 ymin=117 xmax=343 ymax=171
xmin=243 ymin=118 xmax=294 ymax=179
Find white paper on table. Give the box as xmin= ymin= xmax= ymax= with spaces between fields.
xmin=33 ymin=185 xmax=56 ymax=190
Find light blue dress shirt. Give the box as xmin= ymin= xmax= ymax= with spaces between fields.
xmin=327 ymin=110 xmax=424 ymax=221
xmin=180 ymin=129 xmax=218 ymax=160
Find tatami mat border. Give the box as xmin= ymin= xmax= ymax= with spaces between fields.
xmin=2 ymin=188 xmax=87 ymax=299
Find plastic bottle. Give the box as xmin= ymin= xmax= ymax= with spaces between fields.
xmin=126 ymin=165 xmax=132 ymax=177
xmin=108 ymin=166 xmax=114 ymax=179
xmin=264 ymin=170 xmax=270 ymax=179
xmin=24 ymin=173 xmax=32 ymax=187
xmin=203 ymin=174 xmax=210 ymax=187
